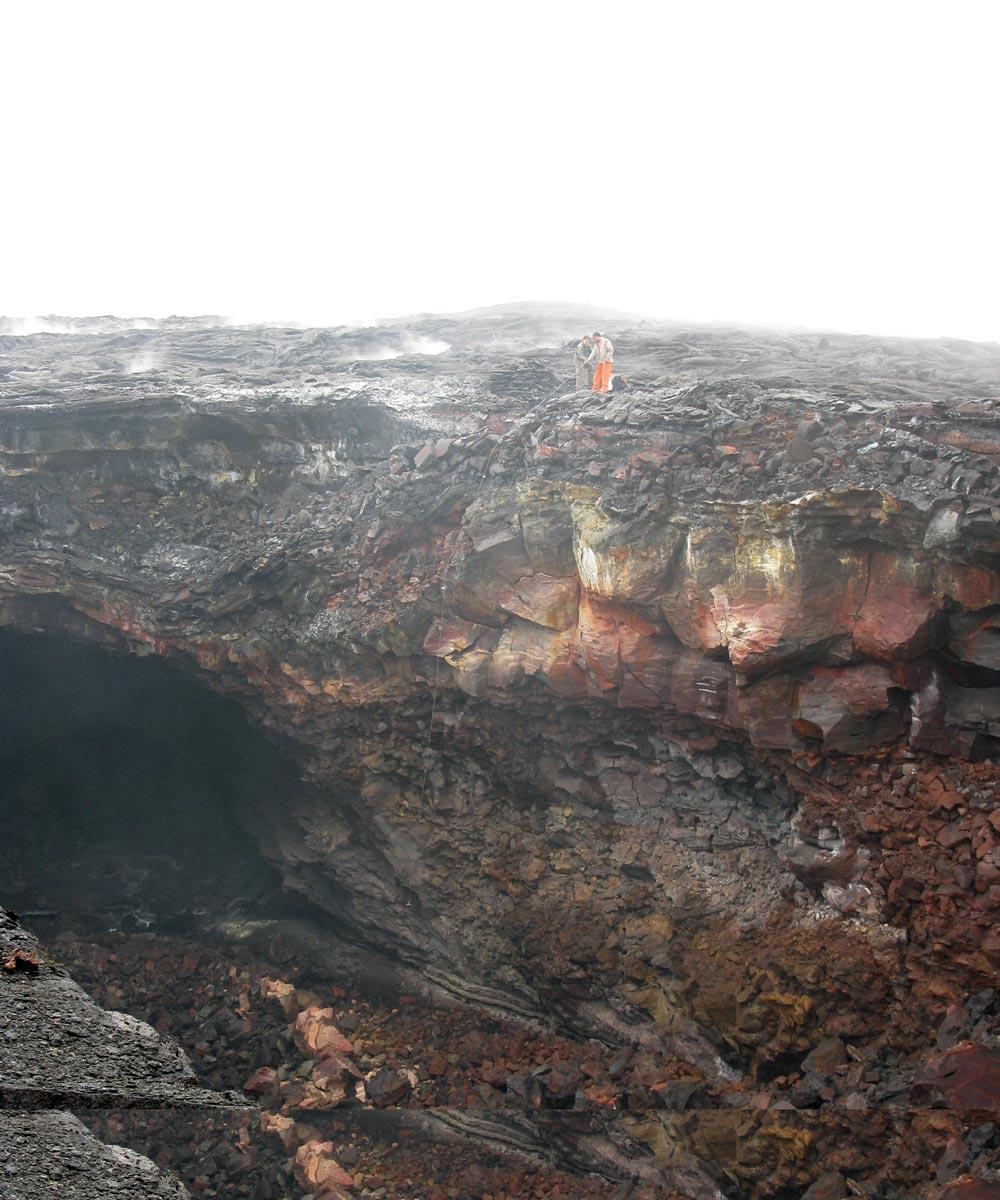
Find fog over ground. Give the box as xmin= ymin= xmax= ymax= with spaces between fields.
xmin=3 ymin=1 xmax=998 ymax=340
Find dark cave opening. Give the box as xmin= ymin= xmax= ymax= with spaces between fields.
xmin=0 ymin=628 xmax=653 ymax=1199
xmin=0 ymin=628 xmax=314 ymax=936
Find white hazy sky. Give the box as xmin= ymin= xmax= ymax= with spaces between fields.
xmin=3 ymin=1 xmax=998 ymax=339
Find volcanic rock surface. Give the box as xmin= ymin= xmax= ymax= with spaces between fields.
xmin=0 ymin=910 xmax=238 ymax=1111
xmin=0 ymin=909 xmax=242 ymax=1198
xmin=2 ymin=304 xmax=1000 ymax=1197
xmin=1 ymin=1110 xmax=190 ymax=1200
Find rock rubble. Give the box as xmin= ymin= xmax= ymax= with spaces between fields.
xmin=1 ymin=306 xmax=999 ymax=1195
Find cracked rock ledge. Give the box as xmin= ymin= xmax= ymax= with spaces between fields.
xmin=1 ymin=307 xmax=999 ymax=1198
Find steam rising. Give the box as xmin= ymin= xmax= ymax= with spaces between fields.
xmin=0 ymin=316 xmax=157 ymax=337
xmin=348 ymin=334 xmax=451 ymax=361
xmin=124 ymin=349 xmax=164 ymax=374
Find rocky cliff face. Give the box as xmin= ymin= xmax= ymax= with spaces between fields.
xmin=1 ymin=307 xmax=999 ymax=1197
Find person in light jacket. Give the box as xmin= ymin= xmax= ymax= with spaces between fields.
xmin=573 ymin=336 xmax=593 ymax=391
xmin=586 ymin=332 xmax=614 ymax=394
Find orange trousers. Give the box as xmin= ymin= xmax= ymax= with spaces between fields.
xmin=592 ymin=361 xmax=612 ymax=393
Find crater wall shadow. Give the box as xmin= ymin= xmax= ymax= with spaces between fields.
xmin=0 ymin=628 xmax=315 ymax=936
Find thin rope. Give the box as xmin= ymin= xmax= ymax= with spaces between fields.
xmin=417 ymin=440 xmax=498 ymax=808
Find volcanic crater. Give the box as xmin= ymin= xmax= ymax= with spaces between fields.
xmin=1 ymin=305 xmax=999 ymax=1200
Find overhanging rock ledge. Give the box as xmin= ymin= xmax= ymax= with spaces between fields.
xmin=2 ymin=308 xmax=999 ymax=1195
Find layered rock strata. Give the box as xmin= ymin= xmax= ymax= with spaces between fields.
xmin=1 ymin=309 xmax=999 ymax=1195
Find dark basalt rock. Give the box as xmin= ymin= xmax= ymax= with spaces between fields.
xmin=1 ymin=305 xmax=999 ymax=1195
xmin=0 ymin=911 xmax=239 ymax=1111
xmin=0 ymin=910 xmax=242 ymax=1198
xmin=0 ymin=1111 xmax=189 ymax=1200
xmin=363 ymin=1066 xmax=413 ymax=1108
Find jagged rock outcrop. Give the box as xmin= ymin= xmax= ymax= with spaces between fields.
xmin=1 ymin=307 xmax=998 ymax=1195
xmin=0 ymin=910 xmax=242 ymax=1198
xmin=1 ymin=1111 xmax=190 ymax=1200
xmin=0 ymin=910 xmax=237 ymax=1110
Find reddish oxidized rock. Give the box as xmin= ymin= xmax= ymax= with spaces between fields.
xmin=285 ymin=1078 xmax=351 ymax=1111
xmin=921 ymin=1042 xmax=1000 ymax=1113
xmin=617 ymin=627 xmax=677 ymax=707
xmin=712 ymin=590 xmax=803 ymax=674
xmin=802 ymin=1172 xmax=849 ymax=1200
xmin=730 ymin=673 xmax=801 ymax=750
xmin=933 ymin=1181 xmax=1000 ymax=1200
xmin=412 ymin=473 xmax=1000 ymax=759
xmin=853 ymin=567 xmax=939 ymax=663
xmin=260 ymin=978 xmax=299 ymax=1020
xmin=577 ymin=594 xmax=625 ymax=693
xmin=294 ymin=1139 xmax=355 ymax=1197
xmin=259 ymin=1111 xmax=298 ymax=1152
xmin=938 ymin=562 xmax=1000 ymax=612
xmin=571 ymin=500 xmax=684 ymax=608
xmin=2 ymin=948 xmax=40 ymax=974
xmin=497 ymin=573 xmax=579 ymax=630
xmin=662 ymin=573 xmax=727 ymax=655
xmin=242 ymin=1066 xmax=278 ymax=1096
xmin=543 ymin=655 xmax=589 ymax=699
xmin=671 ymin=651 xmax=732 ymax=726
xmin=293 ymin=1007 xmax=355 ymax=1060
xmin=364 ymin=1066 xmax=414 ymax=1107
xmin=487 ymin=622 xmax=575 ymax=689
xmin=422 ymin=616 xmax=490 ymax=658
xmin=795 ymin=664 xmax=903 ymax=752
xmin=712 ymin=540 xmax=861 ymax=675
xmin=295 ymin=1052 xmax=361 ymax=1109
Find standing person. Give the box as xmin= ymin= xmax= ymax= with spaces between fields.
xmin=573 ymin=335 xmax=593 ymax=391
xmin=586 ymin=331 xmax=614 ymax=394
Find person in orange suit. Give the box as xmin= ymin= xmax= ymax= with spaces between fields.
xmin=586 ymin=332 xmax=614 ymax=394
